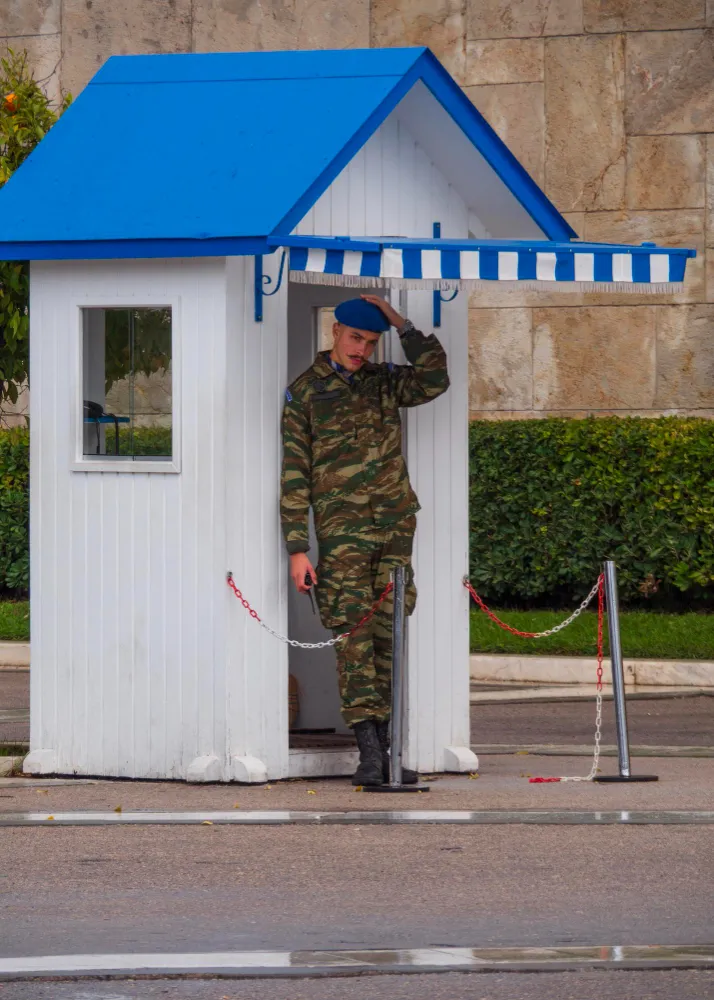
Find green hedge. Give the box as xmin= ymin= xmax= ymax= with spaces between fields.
xmin=117 ymin=425 xmax=172 ymax=456
xmin=0 ymin=428 xmax=29 ymax=595
xmin=1 ymin=418 xmax=713 ymax=608
xmin=469 ymin=417 xmax=714 ymax=610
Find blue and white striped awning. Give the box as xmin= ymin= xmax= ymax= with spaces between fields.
xmin=276 ymin=236 xmax=695 ymax=293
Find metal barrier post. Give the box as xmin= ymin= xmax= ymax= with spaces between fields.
xmin=594 ymin=561 xmax=658 ymax=783
xmin=365 ymin=566 xmax=428 ymax=793
xmin=389 ymin=565 xmax=406 ymax=786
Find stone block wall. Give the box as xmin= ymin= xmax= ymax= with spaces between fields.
xmin=458 ymin=3 xmax=714 ymax=419
xmin=2 ymin=0 xmax=713 ymax=419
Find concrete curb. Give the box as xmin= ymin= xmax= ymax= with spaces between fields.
xmin=470 ymin=654 xmax=714 ymax=688
xmin=0 ymin=643 xmax=29 ymax=669
xmin=2 ymin=809 xmax=713 ymax=826
xmin=2 ymin=944 xmax=713 ymax=980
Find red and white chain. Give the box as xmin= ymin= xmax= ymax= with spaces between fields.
xmin=555 ymin=574 xmax=605 ymax=782
xmin=462 ymin=576 xmax=601 ymax=638
xmin=464 ymin=573 xmax=606 ymax=783
xmin=226 ymin=572 xmax=393 ymax=648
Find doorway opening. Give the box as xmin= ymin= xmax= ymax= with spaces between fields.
xmin=285 ymin=282 xmax=385 ymax=776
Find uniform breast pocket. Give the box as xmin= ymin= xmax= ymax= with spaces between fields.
xmin=312 ymin=394 xmax=355 ymax=444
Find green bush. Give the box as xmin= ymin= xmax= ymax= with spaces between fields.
xmin=0 ymin=427 xmax=28 ymax=595
xmin=0 ymin=417 xmax=712 ymax=607
xmin=469 ymin=417 xmax=714 ymax=610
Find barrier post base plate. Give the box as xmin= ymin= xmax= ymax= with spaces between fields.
xmin=593 ymin=775 xmax=659 ymax=782
xmin=364 ymin=784 xmax=431 ymax=793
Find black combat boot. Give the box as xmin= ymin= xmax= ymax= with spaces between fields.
xmin=351 ymin=719 xmax=384 ymax=787
xmin=375 ymin=719 xmax=418 ymax=784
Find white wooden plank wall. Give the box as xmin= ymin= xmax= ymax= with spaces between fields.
xmin=224 ymin=256 xmax=289 ymax=779
xmin=293 ymin=115 xmax=471 ymax=772
xmin=296 ymin=116 xmax=468 ymax=240
xmin=30 ymin=258 xmax=230 ymax=778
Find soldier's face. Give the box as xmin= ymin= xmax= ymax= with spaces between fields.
xmin=331 ymin=323 xmax=381 ymax=373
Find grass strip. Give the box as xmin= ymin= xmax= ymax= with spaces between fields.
xmin=0 ymin=601 xmax=29 ymax=642
xmin=470 ymin=608 xmax=714 ymax=660
xmin=2 ymin=601 xmax=713 ymax=659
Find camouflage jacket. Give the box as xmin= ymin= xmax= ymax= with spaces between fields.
xmin=280 ymin=323 xmax=449 ymax=554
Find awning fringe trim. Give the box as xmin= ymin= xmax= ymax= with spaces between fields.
xmin=289 ymin=270 xmax=684 ymax=295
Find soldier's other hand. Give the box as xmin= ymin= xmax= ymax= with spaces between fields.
xmin=290 ymin=553 xmax=318 ymax=594
xmin=360 ymin=294 xmax=405 ymax=331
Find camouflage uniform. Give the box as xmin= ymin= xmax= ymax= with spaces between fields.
xmin=280 ymin=322 xmax=449 ymax=726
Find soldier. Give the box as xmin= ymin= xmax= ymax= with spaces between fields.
xmin=280 ymin=295 xmax=449 ymax=786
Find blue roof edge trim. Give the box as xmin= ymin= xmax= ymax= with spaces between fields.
xmin=0 ymin=237 xmax=273 ymax=261
xmin=271 ymin=48 xmax=576 ymax=244
xmin=270 ymin=53 xmax=425 ymax=237
xmin=271 ymin=234 xmax=697 ymax=257
xmin=416 ymin=51 xmax=576 ymax=242
xmin=91 ymin=47 xmax=429 ymax=85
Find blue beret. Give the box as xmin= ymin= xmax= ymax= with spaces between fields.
xmin=334 ymin=298 xmax=390 ymax=333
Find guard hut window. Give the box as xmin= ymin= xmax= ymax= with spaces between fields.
xmin=318 ymin=307 xmax=336 ymax=351
xmin=81 ymin=307 xmax=173 ymax=463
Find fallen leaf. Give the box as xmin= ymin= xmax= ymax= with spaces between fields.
xmin=114 ymin=805 xmax=122 ymax=813
xmin=35 ymin=789 xmax=49 ymax=795
xmin=354 ymin=786 xmax=363 ymax=792
xmin=46 ymin=815 xmax=54 ymax=821
xmin=468 ymin=772 xmax=480 ymax=779
xmin=515 ymin=751 xmax=529 ymax=756
xmin=307 ymin=790 xmax=316 ymax=795
xmin=201 ymin=820 xmax=213 ymax=826
xmin=265 ymin=785 xmax=272 ymax=790
xmin=233 ymin=802 xmax=240 ymax=809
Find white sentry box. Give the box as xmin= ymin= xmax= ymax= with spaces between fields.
xmin=22 ymin=57 xmax=574 ymax=782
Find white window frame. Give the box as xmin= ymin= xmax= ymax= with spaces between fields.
xmin=70 ymin=295 xmax=181 ymax=474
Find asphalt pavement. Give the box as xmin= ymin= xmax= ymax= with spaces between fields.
xmin=2 ymin=668 xmax=713 ymax=747
xmin=1 ymin=670 xmax=713 ymax=998
xmin=470 ymin=694 xmax=714 ymax=747
xmin=0 ymin=971 xmax=712 ymax=999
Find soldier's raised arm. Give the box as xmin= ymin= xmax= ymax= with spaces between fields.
xmin=389 ymin=320 xmax=450 ymax=408
xmin=359 ymin=294 xmax=450 ymax=408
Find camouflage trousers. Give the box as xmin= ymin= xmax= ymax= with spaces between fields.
xmin=315 ymin=518 xmax=417 ymax=728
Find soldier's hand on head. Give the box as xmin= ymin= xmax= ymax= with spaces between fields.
xmin=290 ymin=552 xmax=318 ymax=594
xmin=359 ymin=294 xmax=405 ymax=331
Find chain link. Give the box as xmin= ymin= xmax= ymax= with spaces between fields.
xmin=559 ymin=572 xmax=605 ymax=782
xmin=226 ymin=572 xmax=393 ymax=648
xmin=228 ymin=568 xmax=607 ymax=781
xmin=463 ymin=573 xmax=606 ymax=783
xmin=463 ymin=577 xmax=600 ymax=638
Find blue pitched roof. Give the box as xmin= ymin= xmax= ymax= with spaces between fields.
xmin=0 ymin=47 xmax=575 ymax=260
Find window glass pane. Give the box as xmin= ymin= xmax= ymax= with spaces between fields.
xmin=82 ymin=307 xmax=172 ymax=460
xmin=317 ymin=307 xmax=335 ymax=351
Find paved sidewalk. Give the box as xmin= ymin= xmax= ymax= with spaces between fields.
xmin=2 ymin=756 xmax=713 ymax=810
